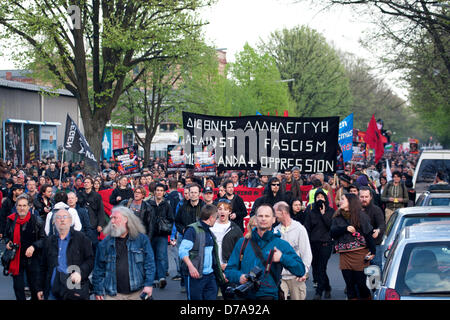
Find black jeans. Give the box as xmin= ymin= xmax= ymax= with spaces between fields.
xmin=310 ymin=241 xmax=332 ymax=295
xmin=12 ymin=261 xmax=39 ymax=300
xmin=341 ymin=269 xmax=371 ymax=300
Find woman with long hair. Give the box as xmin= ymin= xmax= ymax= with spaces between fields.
xmin=290 ymin=198 xmax=306 ymax=225
xmin=330 ymin=193 xmax=375 ymax=300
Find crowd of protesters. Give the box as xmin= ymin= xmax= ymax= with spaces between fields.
xmin=0 ymin=150 xmax=431 ymax=300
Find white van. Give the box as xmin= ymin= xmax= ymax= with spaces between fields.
xmin=413 ymin=150 xmax=450 ymax=199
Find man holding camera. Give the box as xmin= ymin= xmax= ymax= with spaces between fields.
xmin=225 ymin=204 xmax=305 ymax=300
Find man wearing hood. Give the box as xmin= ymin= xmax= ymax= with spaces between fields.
xmin=304 ymin=188 xmax=334 ymax=300
xmin=44 ymin=191 xmax=82 ymax=236
xmin=250 ymin=177 xmax=286 ymax=217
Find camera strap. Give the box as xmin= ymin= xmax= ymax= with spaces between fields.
xmin=238 ymin=238 xmax=280 ymax=286
xmin=249 ymin=239 xmax=280 ymax=286
xmin=238 ymin=238 xmax=249 ymax=270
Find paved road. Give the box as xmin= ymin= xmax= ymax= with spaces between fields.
xmin=0 ymin=241 xmax=347 ymax=300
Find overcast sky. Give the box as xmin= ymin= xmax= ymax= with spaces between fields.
xmin=200 ymin=0 xmax=406 ymax=98
xmin=0 ymin=0 xmax=407 ymax=98
xmin=200 ymin=0 xmax=374 ymax=61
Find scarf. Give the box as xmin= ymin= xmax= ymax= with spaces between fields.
xmin=7 ymin=212 xmax=31 ymax=276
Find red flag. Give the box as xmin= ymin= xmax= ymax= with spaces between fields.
xmin=365 ymin=114 xmax=384 ymax=163
xmin=283 ymin=110 xmax=288 ymax=117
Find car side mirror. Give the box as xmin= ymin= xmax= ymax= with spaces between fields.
xmin=364 ymin=265 xmax=381 ymax=290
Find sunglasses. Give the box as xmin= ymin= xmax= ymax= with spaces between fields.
xmin=218 ymin=199 xmax=231 ymax=204
xmin=271 ymin=184 xmax=280 ymax=187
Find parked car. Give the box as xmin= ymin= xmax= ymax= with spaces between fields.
xmin=367 ymin=222 xmax=450 ymax=300
xmin=412 ymin=150 xmax=450 ymax=201
xmin=380 ymin=206 xmax=450 ymax=268
xmin=415 ymin=189 xmax=450 ymax=206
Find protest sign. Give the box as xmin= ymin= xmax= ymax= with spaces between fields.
xmin=182 ymin=112 xmax=339 ymax=174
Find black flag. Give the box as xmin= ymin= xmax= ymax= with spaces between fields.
xmin=64 ymin=114 xmax=97 ymax=166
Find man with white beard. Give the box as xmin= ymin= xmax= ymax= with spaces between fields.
xmin=92 ymin=206 xmax=156 ymax=300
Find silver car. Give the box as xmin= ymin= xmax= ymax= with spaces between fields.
xmin=415 ymin=190 xmax=450 ymax=206
xmin=367 ymin=222 xmax=450 ymax=300
xmin=380 ymin=206 xmax=450 ymax=268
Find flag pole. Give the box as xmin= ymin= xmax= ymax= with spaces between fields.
xmin=59 ymin=148 xmax=65 ymax=187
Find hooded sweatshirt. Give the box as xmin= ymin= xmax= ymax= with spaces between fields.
xmin=274 ymin=220 xmax=312 ymax=279
xmin=44 ymin=202 xmax=82 ymax=235
xmin=304 ymin=188 xmax=334 ymax=243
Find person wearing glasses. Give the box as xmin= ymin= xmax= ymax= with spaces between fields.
xmin=250 ymin=177 xmax=286 ymax=217
xmin=4 ymin=194 xmax=46 ymax=300
xmin=37 ymin=209 xmax=94 ymax=300
xmin=120 ymin=186 xmax=155 ymax=236
xmin=218 ymin=180 xmax=247 ymax=232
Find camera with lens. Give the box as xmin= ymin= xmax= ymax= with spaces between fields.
xmin=2 ymin=243 xmax=20 ymax=276
xmin=9 ymin=243 xmax=20 ymax=252
xmin=224 ymin=266 xmax=263 ymax=299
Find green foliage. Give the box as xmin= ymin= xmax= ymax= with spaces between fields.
xmin=228 ymin=43 xmax=295 ymax=116
xmin=406 ymin=34 xmax=450 ymax=147
xmin=0 ymin=0 xmax=214 ymax=159
xmin=261 ymin=26 xmax=352 ymax=118
xmin=173 ymin=46 xmax=234 ymax=119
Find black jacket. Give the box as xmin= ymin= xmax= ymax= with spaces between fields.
xmin=109 ymin=187 xmax=134 ymax=206
xmin=45 ymin=169 xmax=59 ymax=180
xmin=38 ymin=229 xmax=94 ymax=299
xmin=4 ymin=212 xmax=46 ymax=269
xmin=218 ymin=221 xmax=243 ymax=264
xmin=165 ymin=190 xmax=181 ymax=218
xmin=250 ymin=180 xmax=287 ymax=217
xmin=219 ymin=194 xmax=247 ymax=232
xmin=175 ymin=199 xmax=204 ymax=235
xmin=304 ymin=188 xmax=334 ymax=243
xmin=330 ymin=210 xmax=376 ymax=255
xmin=0 ymin=196 xmax=16 ymax=235
xmin=148 ymin=198 xmax=174 ymax=238
xmin=362 ymin=202 xmax=386 ymax=246
xmin=33 ymin=194 xmax=53 ymax=222
xmin=77 ymin=190 xmax=106 ymax=229
xmin=120 ymin=199 xmax=155 ymax=239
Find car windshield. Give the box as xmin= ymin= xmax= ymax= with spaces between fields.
xmin=396 ymin=242 xmax=450 ymax=295
xmin=429 ymin=198 xmax=450 ymax=206
xmin=416 ymin=159 xmax=450 ymax=183
xmin=399 ymin=216 xmax=450 ymax=231
xmin=385 ymin=211 xmax=399 ymax=238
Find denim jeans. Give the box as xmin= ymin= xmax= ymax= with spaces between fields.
xmin=151 ymin=236 xmax=169 ymax=281
xmin=187 ymin=273 xmax=218 ymax=300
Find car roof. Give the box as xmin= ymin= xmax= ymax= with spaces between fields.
xmin=397 ymin=206 xmax=450 ymax=216
xmin=402 ymin=223 xmax=450 ymax=242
